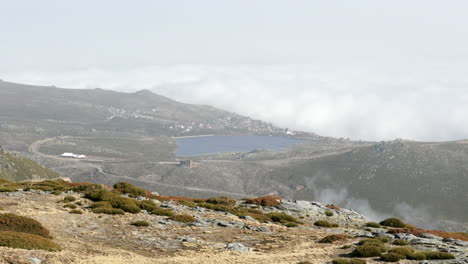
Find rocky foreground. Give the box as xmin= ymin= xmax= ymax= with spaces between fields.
xmin=0 ymin=181 xmax=467 ymax=264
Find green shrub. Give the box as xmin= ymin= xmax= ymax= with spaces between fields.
xmin=113 ymin=182 xmax=145 ymax=197
xmin=332 ymin=258 xmax=366 ymax=264
xmin=407 ymin=252 xmax=427 ymax=260
xmin=365 ymin=222 xmax=381 ymax=228
xmin=0 ymin=213 xmax=51 ymax=238
xmin=380 ymin=253 xmax=405 ymax=262
xmin=130 ymin=221 xmax=150 ymax=227
xmin=314 ymin=220 xmax=339 ymax=228
xmin=151 ymin=207 xmax=174 ymax=216
xmin=388 ymin=247 xmax=414 ymax=257
xmin=284 ymin=222 xmax=298 ymax=228
xmin=341 ymin=244 xmax=353 ymax=249
xmin=89 ymin=201 xmax=113 ymax=209
xmin=325 ymin=211 xmax=334 ymax=217
xmin=205 ymin=196 xmax=236 ymax=207
xmin=351 ymin=245 xmax=385 ymax=257
xmin=63 ymin=203 xmax=77 ymax=209
xmin=393 ymin=239 xmax=408 ymax=246
xmin=267 ymin=212 xmax=300 ymax=224
xmin=380 ymin=218 xmax=406 ymax=228
xmin=178 ymin=200 xmax=198 ymax=208
xmin=0 ymin=187 xmax=15 ymax=192
xmin=0 ymin=231 xmax=61 ymax=251
xmin=423 ymin=251 xmax=455 ymax=260
xmin=375 ymin=236 xmax=391 ymax=243
xmin=105 ymin=196 xmax=141 ymax=214
xmin=63 ymin=196 xmax=76 ymax=202
xmin=138 ymin=200 xmax=158 ymax=211
xmin=69 ymin=209 xmax=83 ymax=214
xmin=70 ymin=182 xmax=103 ymax=192
xmin=91 ymin=208 xmax=125 ymax=215
xmin=84 ymin=189 xmax=113 ymax=202
xmin=319 ymin=234 xmax=352 ymax=243
xmin=170 ymin=214 xmax=196 ymax=223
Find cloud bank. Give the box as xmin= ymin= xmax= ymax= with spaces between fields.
xmin=3 ymin=64 xmax=468 ymax=141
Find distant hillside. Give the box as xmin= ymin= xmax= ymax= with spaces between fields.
xmin=0 ymin=150 xmax=61 ymax=181
xmin=0 ymin=81 xmax=293 ymax=140
xmin=269 ymin=140 xmax=468 ymax=230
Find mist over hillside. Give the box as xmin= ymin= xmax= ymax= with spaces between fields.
xmin=0 ymin=81 xmax=466 ymax=232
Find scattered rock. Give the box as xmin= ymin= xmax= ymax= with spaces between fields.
xmin=226 ymin=243 xmax=253 ymax=253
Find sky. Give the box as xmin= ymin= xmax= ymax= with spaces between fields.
xmin=1 ymin=0 xmax=468 ymax=141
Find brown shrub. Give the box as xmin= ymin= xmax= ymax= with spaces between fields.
xmin=245 ymin=195 xmax=282 ymax=207
xmin=0 ymin=213 xmax=51 ymax=238
xmin=326 ymin=204 xmax=340 ymax=210
xmin=170 ymin=214 xmax=196 ymax=223
xmin=0 ymin=231 xmax=61 ymax=251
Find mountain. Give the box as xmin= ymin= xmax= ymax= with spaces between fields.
xmin=0 ymin=149 xmax=61 ymax=181
xmin=0 ymin=80 xmax=466 ymax=232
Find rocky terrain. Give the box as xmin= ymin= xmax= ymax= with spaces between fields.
xmin=0 ymin=179 xmax=467 ymax=264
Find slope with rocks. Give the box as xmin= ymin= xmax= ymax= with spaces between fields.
xmin=0 ymin=150 xmax=61 ymax=182
xmin=0 ymin=180 xmax=466 ymax=264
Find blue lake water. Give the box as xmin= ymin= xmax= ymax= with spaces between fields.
xmin=175 ymin=135 xmax=303 ymax=156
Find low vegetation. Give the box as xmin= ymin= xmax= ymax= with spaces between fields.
xmin=379 ymin=217 xmax=406 ymax=228
xmin=245 ymin=195 xmax=282 ymax=207
xmin=69 ymin=209 xmax=83 ymax=214
xmin=319 ymin=234 xmax=352 ymax=243
xmin=63 ymin=203 xmax=77 ymax=209
xmin=392 ymin=239 xmax=408 ymax=245
xmin=150 ymin=207 xmax=174 ymax=216
xmin=130 ymin=221 xmax=151 ymax=227
xmin=63 ymin=196 xmax=76 ymax=202
xmin=331 ymin=258 xmax=366 ymax=264
xmin=325 ymin=211 xmax=334 ymax=217
xmin=113 ymin=182 xmax=146 ymax=197
xmin=205 ymin=196 xmax=236 ymax=207
xmin=91 ymin=208 xmax=125 ymax=215
xmin=0 ymin=213 xmax=51 ymax=238
xmin=380 ymin=252 xmax=405 ymax=262
xmin=0 ymin=231 xmax=61 ymax=251
xmin=170 ymin=214 xmax=196 ymax=223
xmin=314 ymin=220 xmax=339 ymax=228
xmin=365 ymin=222 xmax=381 ymax=228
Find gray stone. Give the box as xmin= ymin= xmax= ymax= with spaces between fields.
xmin=216 ymin=220 xmax=232 ymax=228
xmin=226 ymin=243 xmax=253 ymax=253
xmin=409 ymin=238 xmax=444 ymax=246
xmin=189 ymin=219 xmax=208 ymax=227
xmin=356 ymin=231 xmax=374 ymax=238
xmin=28 ymin=258 xmax=42 ymax=264
xmin=177 ymin=236 xmax=197 ymax=243
xmin=395 ymin=233 xmax=419 ymax=241
xmin=420 ymin=233 xmax=443 ymax=240
xmin=255 ymin=226 xmax=271 ymax=232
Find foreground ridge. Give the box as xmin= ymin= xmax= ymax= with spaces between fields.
xmin=0 ymin=179 xmax=466 ymax=264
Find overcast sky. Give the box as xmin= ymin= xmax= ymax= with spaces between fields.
xmin=2 ymin=0 xmax=468 ymax=141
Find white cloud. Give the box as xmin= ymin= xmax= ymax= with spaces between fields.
xmin=3 ymin=64 xmax=468 ymax=141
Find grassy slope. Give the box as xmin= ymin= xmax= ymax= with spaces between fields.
xmin=0 ymin=151 xmax=61 ymax=181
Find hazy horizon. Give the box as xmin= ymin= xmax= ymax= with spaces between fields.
xmin=2 ymin=0 xmax=468 ymax=141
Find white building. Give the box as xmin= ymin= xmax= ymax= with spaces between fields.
xmin=59 ymin=153 xmax=86 ymax=159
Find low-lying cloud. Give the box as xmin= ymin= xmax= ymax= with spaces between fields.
xmin=3 ymin=64 xmax=468 ymax=141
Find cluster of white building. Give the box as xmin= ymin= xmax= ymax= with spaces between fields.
xmin=59 ymin=152 xmax=86 ymax=159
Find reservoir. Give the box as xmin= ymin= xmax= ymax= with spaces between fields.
xmin=175 ymin=135 xmax=303 ymax=156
